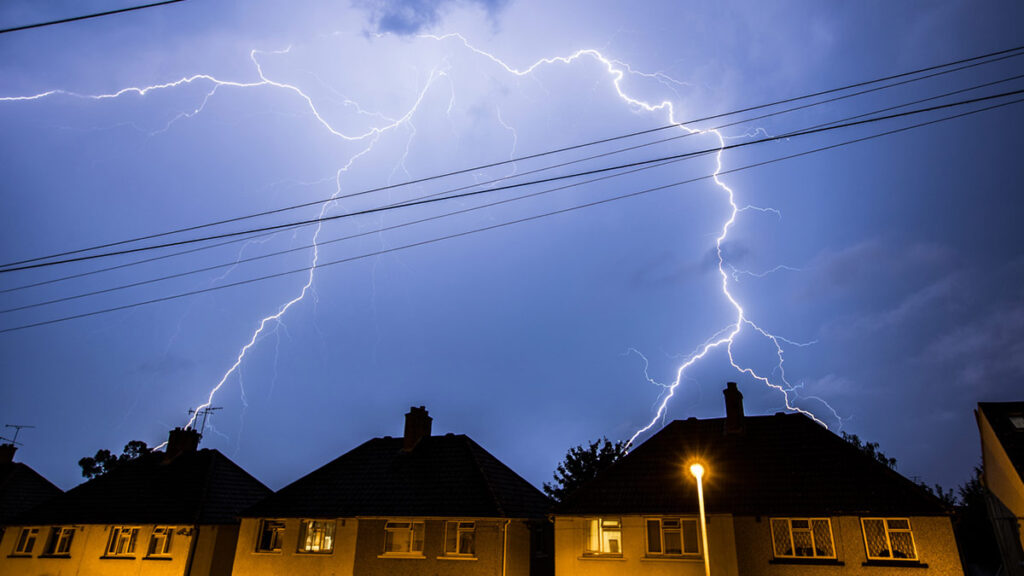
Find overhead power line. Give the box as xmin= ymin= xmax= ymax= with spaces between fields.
xmin=4 ymin=73 xmax=1023 ymax=313
xmin=2 ymin=42 xmax=1022 ymax=269
xmin=2 ymin=87 xmax=1022 ymax=275
xmin=2 ymin=94 xmax=1020 ymax=334
xmin=0 ymin=0 xmax=187 ymax=35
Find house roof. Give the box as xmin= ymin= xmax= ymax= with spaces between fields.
xmin=0 ymin=461 xmax=62 ymax=525
xmin=245 ymin=434 xmax=551 ymax=519
xmin=15 ymin=448 xmax=271 ymax=525
xmin=556 ymin=413 xmax=948 ymax=517
xmin=978 ymin=401 xmax=1024 ymax=482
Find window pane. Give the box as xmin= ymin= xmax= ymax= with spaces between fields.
xmin=793 ymin=530 xmax=813 ymax=557
xmin=771 ymin=519 xmax=792 ymax=556
xmin=604 ymin=524 xmax=621 ymax=554
xmin=445 ymin=522 xmax=457 ymax=554
xmin=682 ymin=520 xmax=699 ymax=554
xmin=646 ymin=520 xmax=661 ymax=553
xmin=886 ymin=519 xmax=910 ymax=530
xmin=890 ymin=533 xmax=916 ymax=559
xmin=458 ymin=531 xmax=474 ymax=555
xmin=412 ymin=523 xmax=424 ymax=552
xmin=811 ymin=520 xmax=833 ymax=557
xmin=663 ymin=529 xmax=682 ymax=555
xmin=586 ymin=519 xmax=599 ymax=552
xmin=863 ymin=520 xmax=889 ymax=558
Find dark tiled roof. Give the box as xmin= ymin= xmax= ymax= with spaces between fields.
xmin=978 ymin=401 xmax=1024 ymax=482
xmin=16 ymin=449 xmax=271 ymax=525
xmin=0 ymin=462 xmax=62 ymax=524
xmin=245 ymin=434 xmax=550 ymax=519
xmin=556 ymin=413 xmax=948 ymax=517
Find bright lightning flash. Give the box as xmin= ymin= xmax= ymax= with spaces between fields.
xmin=2 ymin=30 xmax=839 ymax=447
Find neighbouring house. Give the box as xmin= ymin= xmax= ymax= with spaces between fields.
xmin=0 ymin=442 xmax=63 ymax=546
xmin=0 ymin=427 xmax=271 ymax=576
xmin=233 ymin=406 xmax=553 ymax=576
xmin=976 ymin=401 xmax=1024 ymax=576
xmin=553 ymin=382 xmax=963 ymax=576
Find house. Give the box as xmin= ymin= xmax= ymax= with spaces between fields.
xmin=0 ymin=427 xmax=272 ymax=576
xmin=976 ymin=401 xmax=1024 ymax=576
xmin=233 ymin=406 xmax=553 ymax=576
xmin=0 ymin=442 xmax=63 ymax=546
xmin=553 ymin=382 xmax=963 ymax=575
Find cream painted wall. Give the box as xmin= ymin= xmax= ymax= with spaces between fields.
xmin=553 ymin=515 xmax=738 ymax=576
xmin=979 ymin=409 xmax=1024 ymax=551
xmin=230 ymin=517 xmax=358 ymax=576
xmin=0 ymin=523 xmax=197 ymax=576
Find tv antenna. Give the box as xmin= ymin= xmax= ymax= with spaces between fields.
xmin=3 ymin=424 xmax=34 ymax=446
xmin=187 ymin=407 xmax=221 ymax=435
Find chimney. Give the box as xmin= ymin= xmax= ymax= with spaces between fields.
xmin=723 ymin=382 xmax=744 ymax=434
xmin=403 ymin=406 xmax=432 ymax=451
xmin=0 ymin=443 xmax=15 ymax=464
xmin=165 ymin=427 xmax=201 ymax=461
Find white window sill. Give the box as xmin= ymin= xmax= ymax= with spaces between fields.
xmin=439 ymin=555 xmax=478 ymax=561
xmin=377 ymin=553 xmax=426 ymax=559
xmin=579 ymin=554 xmax=625 ymax=561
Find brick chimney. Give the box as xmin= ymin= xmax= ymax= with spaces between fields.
xmin=403 ymin=406 xmax=432 ymax=451
xmin=723 ymin=382 xmax=744 ymax=434
xmin=0 ymin=443 xmax=15 ymax=464
xmin=164 ymin=427 xmax=201 ymax=461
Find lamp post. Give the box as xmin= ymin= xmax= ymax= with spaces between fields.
xmin=689 ymin=463 xmax=710 ymax=576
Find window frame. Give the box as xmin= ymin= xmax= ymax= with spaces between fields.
xmin=645 ymin=517 xmax=700 ymax=557
xmin=443 ymin=521 xmax=476 ymax=557
xmin=583 ymin=517 xmax=623 ymax=557
xmin=254 ymin=519 xmax=285 ymax=553
xmin=105 ymin=526 xmax=140 ymax=558
xmin=861 ymin=517 xmax=919 ymax=561
xmin=769 ymin=518 xmax=836 ymax=559
xmin=42 ymin=526 xmax=75 ymax=557
xmin=296 ymin=519 xmax=336 ymax=554
xmin=146 ymin=526 xmax=174 ymax=557
xmin=382 ymin=520 xmax=425 ymax=557
xmin=12 ymin=527 xmax=39 ymax=556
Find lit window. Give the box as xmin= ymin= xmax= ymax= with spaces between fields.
xmin=255 ymin=520 xmax=285 ymax=552
xmin=106 ymin=526 xmax=140 ymax=557
xmin=13 ymin=527 xmax=39 ymax=555
xmin=43 ymin=527 xmax=75 ymax=556
xmin=383 ymin=521 xmax=424 ymax=555
xmin=771 ymin=518 xmax=835 ymax=558
xmin=584 ymin=518 xmax=622 ymax=555
xmin=646 ymin=517 xmax=699 ymax=556
xmin=147 ymin=526 xmax=174 ymax=557
xmin=297 ymin=520 xmax=335 ymax=554
xmin=862 ymin=518 xmax=918 ymax=560
xmin=1010 ymin=415 xmax=1024 ymax=429
xmin=444 ymin=521 xmax=475 ymax=556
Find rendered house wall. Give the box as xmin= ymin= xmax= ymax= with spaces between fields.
xmin=230 ymin=517 xmax=358 ymax=576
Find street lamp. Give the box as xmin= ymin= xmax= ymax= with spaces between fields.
xmin=689 ymin=462 xmax=710 ymax=576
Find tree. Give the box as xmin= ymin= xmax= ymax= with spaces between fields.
xmin=543 ymin=437 xmax=626 ymax=502
xmin=841 ymin=432 xmax=897 ymax=470
xmin=78 ymin=440 xmax=149 ymax=479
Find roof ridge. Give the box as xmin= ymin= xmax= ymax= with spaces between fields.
xmin=460 ymin=436 xmax=507 ymax=517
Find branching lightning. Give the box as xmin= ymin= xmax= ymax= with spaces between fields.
xmin=3 ymin=30 xmax=842 ymax=447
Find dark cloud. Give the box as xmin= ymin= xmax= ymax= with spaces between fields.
xmin=356 ymin=0 xmax=509 ymax=34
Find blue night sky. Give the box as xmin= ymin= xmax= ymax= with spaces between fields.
xmin=1 ymin=0 xmax=1022 ymax=494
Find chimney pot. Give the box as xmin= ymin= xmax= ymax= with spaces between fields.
xmin=724 ymin=381 xmax=744 ymax=434
xmin=0 ymin=443 xmax=15 ymax=464
xmin=165 ymin=427 xmax=201 ymax=461
xmin=403 ymin=406 xmax=432 ymax=451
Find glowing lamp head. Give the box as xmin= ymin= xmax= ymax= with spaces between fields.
xmin=689 ymin=462 xmax=705 ymax=480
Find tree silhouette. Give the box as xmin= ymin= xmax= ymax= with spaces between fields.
xmin=544 ymin=437 xmax=626 ymax=502
xmin=78 ymin=440 xmax=149 ymax=479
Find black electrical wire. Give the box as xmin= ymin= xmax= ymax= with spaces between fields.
xmin=2 ymin=94 xmax=1020 ymax=334
xmin=3 ymin=87 xmax=1021 ymax=275
xmin=0 ymin=0 xmax=186 ymax=35
xmin=2 ymin=42 xmax=1022 ymax=269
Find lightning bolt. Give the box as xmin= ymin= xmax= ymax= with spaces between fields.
xmin=3 ymin=31 xmax=841 ymax=446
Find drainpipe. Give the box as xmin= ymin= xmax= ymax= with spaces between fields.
xmin=501 ymin=519 xmax=510 ymax=576
xmin=183 ymin=525 xmax=200 ymax=576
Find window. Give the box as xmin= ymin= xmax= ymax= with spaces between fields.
xmin=862 ymin=518 xmax=918 ymax=560
xmin=771 ymin=518 xmax=835 ymax=558
xmin=646 ymin=517 xmax=699 ymax=556
xmin=383 ymin=521 xmax=424 ymax=555
xmin=43 ymin=527 xmax=75 ymax=556
xmin=147 ymin=526 xmax=174 ymax=557
xmin=106 ymin=526 xmax=140 ymax=557
xmin=1010 ymin=415 xmax=1024 ymax=429
xmin=13 ymin=527 xmax=39 ymax=555
xmin=297 ymin=520 xmax=335 ymax=554
xmin=255 ymin=520 xmax=285 ymax=552
xmin=444 ymin=521 xmax=475 ymax=556
xmin=584 ymin=518 xmax=622 ymax=555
